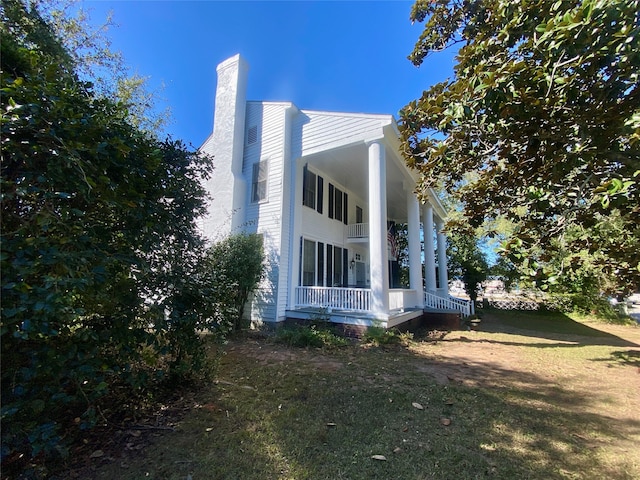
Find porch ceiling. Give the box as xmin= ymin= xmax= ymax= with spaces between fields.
xmin=302 ymin=142 xmax=414 ymax=222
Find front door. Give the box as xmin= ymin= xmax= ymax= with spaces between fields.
xmin=355 ymin=261 xmax=366 ymax=287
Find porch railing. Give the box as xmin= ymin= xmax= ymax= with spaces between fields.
xmin=424 ymin=290 xmax=474 ymax=317
xmin=389 ymin=289 xmax=419 ymax=311
xmin=347 ymin=222 xmax=369 ymax=239
xmin=295 ymin=286 xmax=372 ymax=312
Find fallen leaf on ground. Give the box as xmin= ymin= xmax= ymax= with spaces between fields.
xmin=90 ymin=450 xmax=104 ymax=458
xmin=440 ymin=418 xmax=451 ymax=426
xmin=412 ymin=402 xmax=424 ymax=410
xmin=326 ymin=422 xmax=337 ymax=427
xmin=371 ymin=455 xmax=387 ymax=461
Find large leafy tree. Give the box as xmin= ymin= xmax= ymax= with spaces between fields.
xmin=33 ymin=0 xmax=170 ymax=133
xmin=400 ymin=0 xmax=640 ymax=295
xmin=1 ymin=0 xmax=212 ymax=467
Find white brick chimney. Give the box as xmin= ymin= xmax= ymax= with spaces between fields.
xmin=200 ymin=54 xmax=249 ymax=240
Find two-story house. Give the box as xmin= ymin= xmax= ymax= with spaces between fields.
xmin=200 ymin=54 xmax=470 ymax=331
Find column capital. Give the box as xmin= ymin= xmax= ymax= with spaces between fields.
xmin=364 ymin=137 xmax=385 ymax=148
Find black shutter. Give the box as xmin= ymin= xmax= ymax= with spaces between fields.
xmin=343 ymin=248 xmax=349 ymax=287
xmin=328 ymin=184 xmax=334 ymax=219
xmin=326 ymin=244 xmax=333 ymax=287
xmin=343 ymin=193 xmax=348 ymax=225
xmin=317 ymin=176 xmax=323 ymax=214
xmin=317 ymin=242 xmax=324 ymax=286
xmin=302 ymin=165 xmax=308 ymax=205
xmin=298 ymin=236 xmax=303 ymax=286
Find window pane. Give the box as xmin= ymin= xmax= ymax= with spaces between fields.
xmin=317 ymin=242 xmax=324 ymax=285
xmin=326 ymin=244 xmax=333 ymax=287
xmin=252 ymin=161 xmax=268 ymax=202
xmin=303 ymin=239 xmax=316 ymax=286
xmin=333 ymin=246 xmax=342 ymax=286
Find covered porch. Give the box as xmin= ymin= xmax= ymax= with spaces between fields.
xmin=288 ymin=123 xmax=471 ymax=329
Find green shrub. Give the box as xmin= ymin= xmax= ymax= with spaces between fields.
xmin=362 ymin=326 xmax=411 ymax=346
xmin=203 ymin=233 xmax=265 ymax=332
xmin=544 ymin=293 xmax=621 ymax=321
xmin=275 ymin=324 xmax=349 ymax=348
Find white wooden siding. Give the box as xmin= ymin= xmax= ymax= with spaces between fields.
xmin=292 ymin=111 xmax=389 ymax=157
xmin=242 ymin=102 xmax=291 ymax=322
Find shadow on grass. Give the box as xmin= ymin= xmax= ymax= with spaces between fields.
xmin=89 ymin=334 xmax=640 ymax=480
xmin=599 ymin=349 xmax=640 ymax=368
xmin=470 ymin=310 xmax=640 ymax=348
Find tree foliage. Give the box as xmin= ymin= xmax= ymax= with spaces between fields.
xmin=400 ymin=0 xmax=640 ymax=295
xmin=447 ymin=230 xmax=489 ymax=303
xmin=1 ymin=0 xmax=212 ymax=468
xmin=30 ymin=0 xmax=170 ymax=133
xmin=204 ymin=234 xmax=265 ymax=332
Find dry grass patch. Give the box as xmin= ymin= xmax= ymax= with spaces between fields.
xmin=76 ymin=313 xmax=640 ymax=480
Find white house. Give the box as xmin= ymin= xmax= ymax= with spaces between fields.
xmin=200 ymin=54 xmax=470 ymax=330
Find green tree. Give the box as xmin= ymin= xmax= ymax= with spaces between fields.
xmin=204 ymin=233 xmax=265 ymax=332
xmin=1 ymin=0 xmax=212 ymax=468
xmin=447 ymin=229 xmax=489 ymax=303
xmin=400 ymin=0 xmax=640 ymax=296
xmin=32 ymin=0 xmax=170 ymax=133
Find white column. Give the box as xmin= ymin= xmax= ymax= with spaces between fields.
xmin=368 ymin=140 xmax=389 ymax=314
xmin=407 ymin=192 xmax=424 ymax=307
xmin=436 ymin=218 xmax=449 ymax=296
xmin=422 ymin=204 xmax=437 ymax=292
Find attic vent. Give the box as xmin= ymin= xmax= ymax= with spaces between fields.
xmin=247 ymin=125 xmax=258 ymax=145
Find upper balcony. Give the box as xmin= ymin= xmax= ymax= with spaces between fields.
xmin=346 ymin=222 xmax=369 ymax=242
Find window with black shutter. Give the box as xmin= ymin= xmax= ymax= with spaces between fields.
xmin=302 ymin=166 xmax=316 ymax=209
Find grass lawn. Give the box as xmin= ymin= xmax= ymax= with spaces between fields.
xmin=80 ymin=311 xmax=640 ymax=480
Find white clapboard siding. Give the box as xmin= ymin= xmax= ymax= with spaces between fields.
xmin=242 ymin=102 xmax=293 ymax=322
xmin=292 ymin=110 xmax=390 ymax=156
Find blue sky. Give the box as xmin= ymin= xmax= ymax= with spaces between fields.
xmin=82 ymin=0 xmax=457 ymax=148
